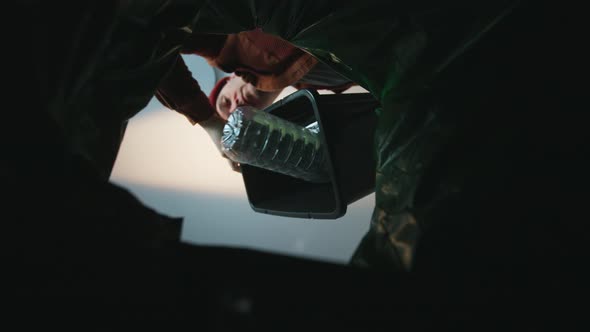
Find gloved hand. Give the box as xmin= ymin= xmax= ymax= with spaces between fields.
xmin=199 ymin=113 xmax=241 ymax=173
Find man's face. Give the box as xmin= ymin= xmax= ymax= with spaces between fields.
xmin=215 ymin=74 xmax=278 ymax=120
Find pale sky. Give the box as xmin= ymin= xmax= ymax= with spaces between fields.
xmin=109 ymin=55 xmax=374 ymax=264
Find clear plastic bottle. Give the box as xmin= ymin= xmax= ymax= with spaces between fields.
xmin=221 ymin=106 xmax=330 ymax=183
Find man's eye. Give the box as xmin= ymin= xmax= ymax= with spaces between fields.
xmin=218 ymin=97 xmax=229 ymax=111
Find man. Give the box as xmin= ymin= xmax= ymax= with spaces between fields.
xmin=155 ymin=28 xmax=355 ymax=166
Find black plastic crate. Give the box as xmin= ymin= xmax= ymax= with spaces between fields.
xmin=240 ymin=89 xmax=379 ymax=219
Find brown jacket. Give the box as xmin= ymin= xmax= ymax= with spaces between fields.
xmin=156 ymin=29 xmax=319 ymax=124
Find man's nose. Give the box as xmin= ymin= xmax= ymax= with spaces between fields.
xmin=230 ymin=99 xmax=240 ymax=114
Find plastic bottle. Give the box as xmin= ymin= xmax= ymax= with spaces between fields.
xmin=221 ymin=106 xmax=330 ymax=183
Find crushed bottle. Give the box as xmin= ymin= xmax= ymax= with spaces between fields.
xmin=221 ymin=106 xmax=330 ymax=183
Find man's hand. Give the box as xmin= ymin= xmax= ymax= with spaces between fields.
xmin=199 ymin=113 xmax=241 ymax=173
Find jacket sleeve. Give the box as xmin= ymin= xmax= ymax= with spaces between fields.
xmin=155 ymin=55 xmax=215 ymax=125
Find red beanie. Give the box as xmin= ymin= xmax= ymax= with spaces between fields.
xmin=208 ymin=76 xmax=230 ymax=110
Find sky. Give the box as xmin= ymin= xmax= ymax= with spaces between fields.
xmin=109 ymin=55 xmax=374 ymax=264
